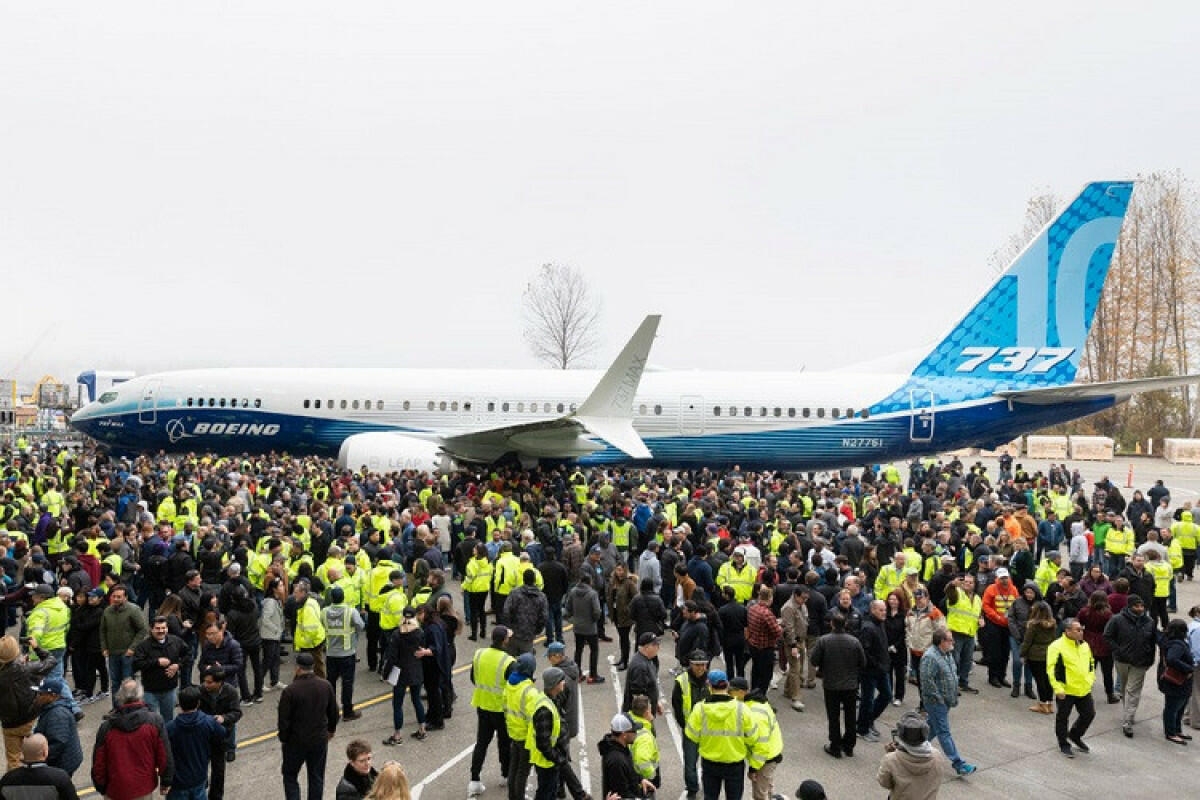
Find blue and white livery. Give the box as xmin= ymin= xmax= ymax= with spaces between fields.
xmin=70 ymin=181 xmax=1198 ymax=472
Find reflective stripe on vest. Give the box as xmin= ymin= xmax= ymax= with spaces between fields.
xmin=471 ymin=648 xmax=514 ymax=712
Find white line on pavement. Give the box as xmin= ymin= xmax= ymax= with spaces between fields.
xmin=576 ymin=681 xmax=591 ymax=796
xmin=411 ymin=743 xmax=473 ymax=799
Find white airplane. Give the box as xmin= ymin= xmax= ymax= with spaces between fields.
xmin=70 ymin=181 xmax=1199 ymax=472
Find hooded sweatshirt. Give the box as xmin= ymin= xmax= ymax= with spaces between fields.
xmin=1006 ymin=581 xmax=1044 ymax=643
xmin=876 ymin=746 xmax=948 ymax=800
xmin=565 ymin=583 xmax=601 ymax=636
xmin=165 ymin=709 xmax=225 ymax=789
xmin=599 ymin=732 xmax=644 ymax=798
xmin=91 ymin=702 xmax=174 ymax=800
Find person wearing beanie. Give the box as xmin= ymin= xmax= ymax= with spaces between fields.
xmin=527 ymin=667 xmax=567 ymax=800
xmin=468 ymin=626 xmax=515 ymax=797
xmin=0 ymin=633 xmax=58 ymax=770
xmin=1102 ymin=592 xmax=1156 ymax=737
xmin=323 ymin=584 xmax=365 ymax=721
xmin=504 ymin=652 xmax=538 ymax=800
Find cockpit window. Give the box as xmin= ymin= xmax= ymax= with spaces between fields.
xmin=98 ymin=392 xmax=118 ymax=404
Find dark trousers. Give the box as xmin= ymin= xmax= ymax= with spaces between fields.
xmin=857 ymin=670 xmax=892 ymax=733
xmin=238 ymin=644 xmax=264 ymax=700
xmin=1097 ymin=654 xmax=1114 ymax=696
xmin=281 ymin=740 xmax=328 ymax=800
xmin=423 ymin=660 xmax=444 ymax=727
xmin=557 ymin=752 xmax=586 ymax=800
xmin=327 ymin=654 xmax=357 ymax=714
xmin=824 ymin=688 xmax=857 ymax=755
xmin=492 ymin=590 xmax=506 ymax=624
xmin=209 ymin=739 xmax=229 ymax=800
xmin=1151 ymin=597 xmax=1169 ymax=630
xmin=262 ymin=639 xmax=282 ymax=686
xmin=723 ymin=641 xmax=748 ymax=679
xmin=471 ymin=708 xmax=511 ymax=781
xmin=507 ymin=745 xmax=531 ymax=800
xmin=365 ymin=610 xmax=382 ymax=670
xmin=574 ymin=633 xmax=599 ymax=677
xmin=1183 ymin=551 xmax=1196 ymax=580
xmin=73 ymin=649 xmax=108 ymax=696
xmin=1164 ymin=690 xmax=1189 ymax=736
xmin=701 ymin=757 xmax=744 ymax=800
xmin=982 ymin=622 xmax=1009 ymax=681
xmin=890 ymin=654 xmax=908 ymax=702
xmin=545 ymin=601 xmax=563 ymax=644
xmin=748 ymin=645 xmax=776 ymax=695
xmin=534 ymin=764 xmax=559 ymax=800
xmin=1055 ymin=693 xmax=1096 ymax=745
xmin=1029 ymin=659 xmax=1052 ymax=702
xmin=616 ymin=625 xmax=632 ymax=666
xmin=469 ymin=592 xmax=489 ymax=638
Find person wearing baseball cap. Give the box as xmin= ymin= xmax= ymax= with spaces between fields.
xmin=599 ymin=713 xmax=654 ymax=799
xmin=684 ymin=669 xmax=757 ymax=798
xmin=468 ymin=626 xmax=515 ymax=798
xmin=981 ymin=566 xmax=1019 ymax=688
xmin=33 ymin=677 xmax=82 ymax=778
xmin=621 ymin=633 xmax=662 ymax=714
xmin=671 ymin=650 xmax=710 ymax=799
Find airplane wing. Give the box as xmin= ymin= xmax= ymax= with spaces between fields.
xmin=994 ymin=374 xmax=1200 ymax=405
xmin=439 ymin=315 xmax=661 ymax=461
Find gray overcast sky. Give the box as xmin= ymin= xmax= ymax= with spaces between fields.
xmin=3 ymin=2 xmax=1199 ymax=387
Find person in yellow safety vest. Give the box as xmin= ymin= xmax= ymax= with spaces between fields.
xmin=1163 ymin=532 xmax=1184 ymax=613
xmin=672 ymin=651 xmax=711 ymax=799
xmin=944 ymin=574 xmax=983 ymax=693
xmin=504 ymin=652 xmax=539 ymax=799
xmin=492 ymin=543 xmax=520 ymax=621
xmin=26 ymin=585 xmax=71 ymax=678
xmin=874 ymin=553 xmax=909 ymax=600
xmin=39 ymin=481 xmax=64 ymax=519
xmin=513 ymin=553 xmax=543 ymax=592
xmin=363 ymin=559 xmax=396 ymax=672
xmin=44 ymin=514 xmax=71 ymax=562
xmin=627 ymin=694 xmax=660 ymax=787
xmin=684 ymin=669 xmax=757 ymax=797
xmin=716 ymin=551 xmax=755 ymax=604
xmin=247 ymin=539 xmax=281 ymax=590
xmin=1170 ymin=510 xmax=1198 ymax=581
xmin=734 ymin=681 xmax=784 ymax=800
xmin=468 ymin=626 xmax=516 ymax=796
xmin=1045 ymin=618 xmax=1096 ymax=756
xmin=293 ymin=579 xmax=327 ymax=679
xmin=377 ymin=570 xmax=408 ymax=660
xmin=156 ymin=495 xmax=177 ymax=526
xmin=610 ymin=515 xmax=634 ymax=558
xmin=464 ymin=544 xmax=494 ymax=641
xmin=322 ymin=585 xmax=366 ymax=720
xmin=1103 ymin=521 xmax=1134 ymax=576
xmin=527 ymin=667 xmax=568 ymax=799
xmin=1144 ymin=550 xmax=1173 ymax=629
xmin=1035 ymin=553 xmax=1062 ymax=596
xmin=337 ymin=558 xmax=365 ymax=609
xmin=315 ymin=547 xmax=345 ymax=586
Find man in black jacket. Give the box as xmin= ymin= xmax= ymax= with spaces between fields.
xmin=132 ymin=615 xmax=190 ymax=723
xmin=1102 ymin=595 xmax=1157 ymax=738
xmin=855 ymin=600 xmax=892 ymax=742
xmin=622 ymin=634 xmax=661 ymax=713
xmin=599 ymin=714 xmax=653 ymax=799
xmin=0 ymin=733 xmax=79 ymax=799
xmin=278 ymin=652 xmax=338 ymax=800
xmin=198 ymin=665 xmax=242 ymax=800
xmin=0 ymin=634 xmax=57 ymax=770
xmin=538 ymin=554 xmax=569 ymax=645
xmin=810 ymin=613 xmax=866 ymax=758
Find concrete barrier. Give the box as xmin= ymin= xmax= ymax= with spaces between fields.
xmin=1068 ymin=436 xmax=1114 ymax=461
xmin=1164 ymin=438 xmax=1200 ymax=465
xmin=1026 ymin=435 xmax=1069 ymax=460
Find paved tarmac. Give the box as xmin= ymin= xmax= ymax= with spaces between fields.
xmin=62 ymin=454 xmax=1200 ymax=799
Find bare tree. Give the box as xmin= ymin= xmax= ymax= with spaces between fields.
xmin=987 ymin=191 xmax=1060 ymax=275
xmin=521 ymin=263 xmax=602 ymax=369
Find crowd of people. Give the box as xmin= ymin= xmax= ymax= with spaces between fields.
xmin=0 ymin=441 xmax=1196 ymax=800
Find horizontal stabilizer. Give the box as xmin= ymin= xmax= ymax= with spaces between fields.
xmin=574 ymin=415 xmax=651 ymax=460
xmin=995 ymin=374 xmax=1200 ymax=405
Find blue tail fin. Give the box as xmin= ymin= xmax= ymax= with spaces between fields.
xmin=910 ymin=181 xmax=1134 ymax=387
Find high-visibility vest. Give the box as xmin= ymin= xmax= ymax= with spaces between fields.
xmin=27 ymin=597 xmax=70 ymax=651
xmin=322 ymin=603 xmax=356 ymax=651
xmin=1105 ymin=527 xmax=1133 ymax=556
xmin=526 ymin=693 xmax=562 ymax=770
xmin=471 ymin=647 xmax=514 ymax=712
xmin=611 ymin=520 xmax=633 ymax=550
xmin=365 ymin=565 xmax=394 ymax=613
xmin=379 ymin=589 xmax=407 ymax=631
xmin=102 ymin=553 xmax=123 ymax=578
xmin=716 ymin=562 xmax=755 ymax=604
xmin=1168 ymin=538 xmax=1184 ymax=570
xmin=504 ymin=677 xmax=538 ymax=740
xmin=294 ymin=597 xmax=326 ymax=649
xmin=40 ymin=490 xmax=64 ymax=518
xmin=1147 ymin=560 xmax=1172 ymax=598
xmin=874 ymin=564 xmax=904 ymax=599
xmin=685 ymin=697 xmax=755 ymax=763
xmin=630 ymin=713 xmax=659 ymax=779
xmin=1171 ymin=519 xmax=1198 ymax=551
xmin=745 ymin=699 xmax=783 ymax=770
xmin=1034 ymin=559 xmax=1059 ymax=596
xmin=334 ymin=574 xmax=363 ymax=609
xmin=247 ymin=552 xmax=272 ymax=590
xmin=493 ymin=554 xmax=520 ymax=596
xmin=946 ymin=592 xmax=981 ymax=637
xmin=515 ymin=562 xmax=543 ymax=591
xmin=675 ymin=673 xmax=708 ymax=718
xmin=464 ymin=557 xmax=493 ymax=593
xmin=485 ymin=516 xmax=507 ymax=537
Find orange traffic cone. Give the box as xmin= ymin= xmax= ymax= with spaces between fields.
xmin=1126 ymin=463 xmax=1133 ymax=489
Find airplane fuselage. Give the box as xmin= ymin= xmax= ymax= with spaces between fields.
xmin=69 ymin=367 xmax=1113 ymax=470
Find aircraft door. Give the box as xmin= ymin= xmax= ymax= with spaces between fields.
xmin=679 ymin=395 xmax=704 ymax=436
xmin=909 ymin=389 xmax=934 ymax=442
xmin=138 ymin=380 xmax=161 ymax=424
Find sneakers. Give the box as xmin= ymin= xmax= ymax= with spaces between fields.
xmin=955 ymin=763 xmax=977 ymax=776
xmin=468 ymin=780 xmax=486 ymax=796
xmin=791 ymin=700 xmax=806 ymax=712
xmin=769 ymin=675 xmax=780 ymax=690
xmin=891 ymin=699 xmax=902 ymax=707
xmin=858 ymin=729 xmax=880 ymax=743
xmin=1059 ymin=743 xmax=1075 ymax=758
xmin=1068 ymin=736 xmax=1089 ymax=753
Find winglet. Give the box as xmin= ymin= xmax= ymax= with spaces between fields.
xmin=575 ymin=315 xmax=660 ymax=418
xmin=573 ymin=314 xmax=660 ymax=458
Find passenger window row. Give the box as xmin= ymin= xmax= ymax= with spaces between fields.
xmin=186 ymin=397 xmax=261 ymax=409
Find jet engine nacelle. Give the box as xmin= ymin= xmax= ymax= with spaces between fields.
xmin=337 ymin=432 xmax=455 ymax=473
